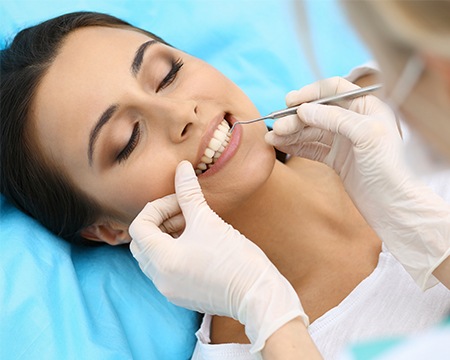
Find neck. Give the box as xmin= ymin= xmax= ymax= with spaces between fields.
xmin=222 ymin=159 xmax=381 ymax=315
xmin=210 ymin=158 xmax=382 ymax=342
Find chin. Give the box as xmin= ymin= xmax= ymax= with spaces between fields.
xmin=201 ymin=136 xmax=276 ymax=217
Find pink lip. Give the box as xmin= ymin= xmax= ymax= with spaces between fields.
xmin=195 ymin=114 xmax=241 ymax=178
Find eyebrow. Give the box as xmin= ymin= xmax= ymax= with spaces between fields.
xmin=131 ymin=40 xmax=156 ymax=76
xmin=88 ymin=104 xmax=118 ymax=166
xmin=87 ymin=40 xmax=156 ymax=166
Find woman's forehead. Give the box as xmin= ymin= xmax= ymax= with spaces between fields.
xmin=61 ymin=26 xmax=152 ymax=57
xmin=31 ymin=27 xmax=150 ymax=165
xmin=36 ymin=26 xmax=151 ymax=111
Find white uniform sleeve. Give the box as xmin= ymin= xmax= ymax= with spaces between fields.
xmin=191 ymin=315 xmax=254 ymax=360
xmin=343 ymin=61 xmax=379 ymax=83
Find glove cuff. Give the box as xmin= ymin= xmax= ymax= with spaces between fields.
xmin=374 ymin=180 xmax=450 ymax=290
xmin=238 ymin=265 xmax=308 ymax=354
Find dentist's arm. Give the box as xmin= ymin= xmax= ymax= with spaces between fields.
xmin=263 ymin=317 xmax=322 ymax=360
xmin=266 ymin=77 xmax=450 ymax=290
xmin=129 ymin=161 xmax=322 ymax=359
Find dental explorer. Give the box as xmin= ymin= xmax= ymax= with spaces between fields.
xmin=229 ymin=83 xmax=382 ymax=133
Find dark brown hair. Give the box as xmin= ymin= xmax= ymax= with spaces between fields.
xmin=0 ymin=11 xmax=167 ymax=243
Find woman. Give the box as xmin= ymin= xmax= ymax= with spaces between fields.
xmin=1 ymin=11 xmax=448 ymax=360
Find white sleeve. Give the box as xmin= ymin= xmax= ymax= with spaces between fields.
xmin=191 ymin=315 xmax=255 ymax=360
xmin=343 ymin=61 xmax=379 ymax=83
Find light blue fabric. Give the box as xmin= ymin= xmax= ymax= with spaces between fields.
xmin=0 ymin=0 xmax=371 ymax=121
xmin=0 ymin=195 xmax=199 ymax=360
xmin=340 ymin=317 xmax=450 ymax=360
xmin=0 ymin=1 xmax=370 ymax=359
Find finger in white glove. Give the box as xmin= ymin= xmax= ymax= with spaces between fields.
xmin=267 ymin=76 xmax=450 ymax=289
xmin=265 ymin=77 xmax=361 ymax=160
xmin=130 ymin=161 xmax=308 ymax=353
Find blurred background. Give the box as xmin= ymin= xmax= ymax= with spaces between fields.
xmin=0 ymin=0 xmax=371 ymax=120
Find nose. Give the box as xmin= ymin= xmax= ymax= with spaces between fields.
xmin=146 ymin=97 xmax=197 ymax=143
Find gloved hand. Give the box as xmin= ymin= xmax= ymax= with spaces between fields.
xmin=265 ymin=77 xmax=450 ymax=290
xmin=129 ymin=161 xmax=308 ymax=354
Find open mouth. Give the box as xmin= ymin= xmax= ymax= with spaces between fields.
xmin=195 ymin=118 xmax=232 ymax=175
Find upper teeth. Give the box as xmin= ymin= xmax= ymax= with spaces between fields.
xmin=195 ymin=119 xmax=231 ymax=175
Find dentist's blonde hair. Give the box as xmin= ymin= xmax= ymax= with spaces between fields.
xmin=342 ymin=0 xmax=450 ymax=84
xmin=360 ymin=1 xmax=450 ymax=56
xmin=341 ymin=0 xmax=450 ymax=160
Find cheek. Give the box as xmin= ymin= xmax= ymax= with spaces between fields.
xmin=91 ymin=157 xmax=179 ymax=223
xmin=191 ymin=62 xmax=248 ymax=103
xmin=122 ymin=172 xmax=176 ymax=216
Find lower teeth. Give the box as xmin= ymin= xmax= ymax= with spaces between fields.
xmin=196 ymin=158 xmax=217 ymax=175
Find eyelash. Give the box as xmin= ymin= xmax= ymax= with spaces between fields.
xmin=116 ymin=122 xmax=141 ymax=163
xmin=156 ymin=57 xmax=184 ymax=92
xmin=116 ymin=57 xmax=183 ymax=163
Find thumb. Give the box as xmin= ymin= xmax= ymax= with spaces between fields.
xmin=174 ymin=160 xmax=207 ymax=222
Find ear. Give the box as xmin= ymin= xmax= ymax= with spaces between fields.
xmin=81 ymin=220 xmax=131 ymax=245
xmin=422 ymin=53 xmax=450 ymax=95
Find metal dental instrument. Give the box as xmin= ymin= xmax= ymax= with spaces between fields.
xmin=229 ymin=83 xmax=383 ymax=133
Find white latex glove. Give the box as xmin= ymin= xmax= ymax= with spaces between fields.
xmin=265 ymin=77 xmax=450 ymax=290
xmin=129 ymin=161 xmax=308 ymax=354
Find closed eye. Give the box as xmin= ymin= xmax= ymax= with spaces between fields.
xmin=116 ymin=122 xmax=141 ymax=163
xmin=156 ymin=57 xmax=184 ymax=92
xmin=115 ymin=58 xmax=183 ymax=163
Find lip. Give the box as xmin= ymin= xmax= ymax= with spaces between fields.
xmin=195 ymin=113 xmax=241 ymax=178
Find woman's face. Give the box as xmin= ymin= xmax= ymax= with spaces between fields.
xmin=32 ymin=26 xmax=275 ymax=240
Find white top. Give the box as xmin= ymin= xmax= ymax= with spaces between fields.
xmin=192 ymin=247 xmax=450 ymax=360
xmin=192 ymin=64 xmax=450 ymax=359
